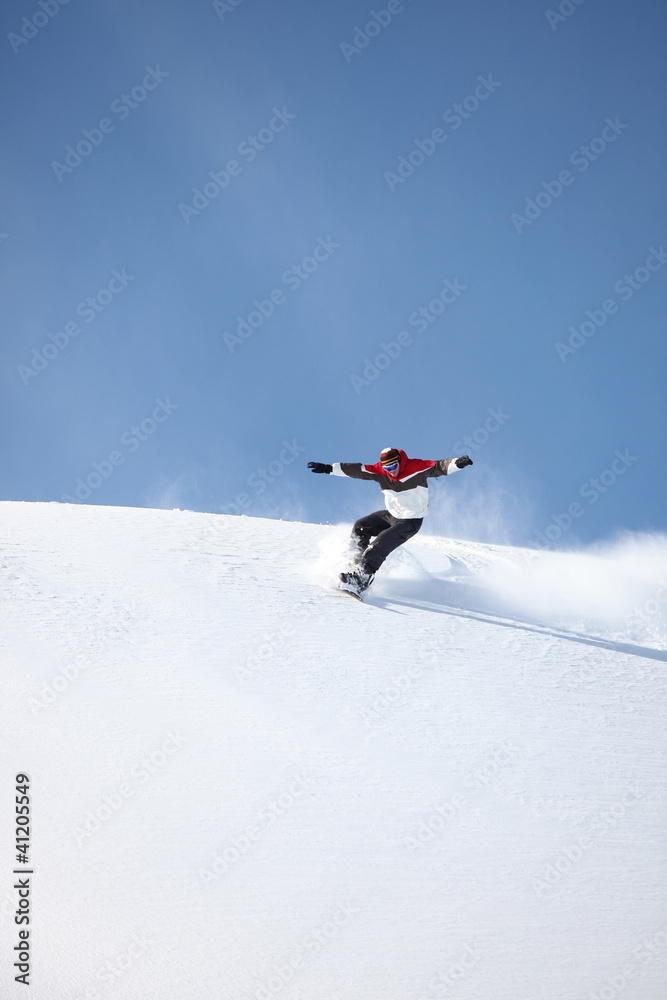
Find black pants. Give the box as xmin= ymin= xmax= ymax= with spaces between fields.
xmin=351 ymin=510 xmax=423 ymax=574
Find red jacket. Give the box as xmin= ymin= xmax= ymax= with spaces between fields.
xmin=331 ymin=450 xmax=459 ymax=518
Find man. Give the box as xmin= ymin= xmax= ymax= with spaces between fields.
xmin=308 ymin=447 xmax=473 ymax=595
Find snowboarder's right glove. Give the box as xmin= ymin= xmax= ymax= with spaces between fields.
xmin=308 ymin=462 xmax=333 ymax=474
xmin=455 ymin=455 xmax=473 ymax=468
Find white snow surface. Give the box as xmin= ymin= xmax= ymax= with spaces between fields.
xmin=2 ymin=501 xmax=666 ymax=1000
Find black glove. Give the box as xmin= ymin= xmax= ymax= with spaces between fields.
xmin=308 ymin=462 xmax=333 ymax=474
xmin=455 ymin=455 xmax=473 ymax=469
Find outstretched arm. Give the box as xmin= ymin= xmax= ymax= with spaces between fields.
xmin=307 ymin=462 xmax=376 ymax=480
xmin=331 ymin=462 xmax=372 ymax=479
xmin=428 ymin=455 xmax=473 ymax=477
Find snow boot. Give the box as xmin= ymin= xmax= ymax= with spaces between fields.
xmin=338 ymin=569 xmax=375 ymax=596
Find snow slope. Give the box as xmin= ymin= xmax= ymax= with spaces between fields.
xmin=1 ymin=501 xmax=666 ymax=1000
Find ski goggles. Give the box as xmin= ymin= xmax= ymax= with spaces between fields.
xmin=382 ymin=458 xmax=400 ymax=472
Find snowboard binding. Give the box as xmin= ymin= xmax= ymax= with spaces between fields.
xmin=338 ymin=570 xmax=375 ymax=600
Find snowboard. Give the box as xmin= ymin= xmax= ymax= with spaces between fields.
xmin=338 ymin=582 xmax=364 ymax=602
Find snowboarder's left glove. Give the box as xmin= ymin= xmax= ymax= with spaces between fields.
xmin=308 ymin=462 xmax=333 ymax=474
xmin=455 ymin=455 xmax=473 ymax=468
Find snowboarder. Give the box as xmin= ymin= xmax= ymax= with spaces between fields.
xmin=308 ymin=448 xmax=473 ymax=596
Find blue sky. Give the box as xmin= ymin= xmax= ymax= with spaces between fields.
xmin=1 ymin=0 xmax=665 ymax=549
